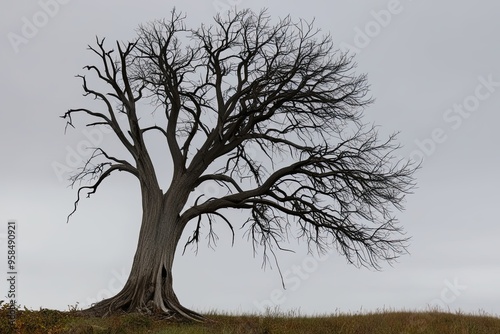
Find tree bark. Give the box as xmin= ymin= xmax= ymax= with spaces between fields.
xmin=81 ymin=179 xmax=205 ymax=322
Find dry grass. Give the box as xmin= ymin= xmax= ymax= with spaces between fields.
xmin=1 ymin=304 xmax=499 ymax=333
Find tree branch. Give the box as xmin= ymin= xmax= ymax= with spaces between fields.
xmin=66 ymin=163 xmax=135 ymax=223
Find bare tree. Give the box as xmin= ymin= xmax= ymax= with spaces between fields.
xmin=63 ymin=9 xmax=416 ymax=321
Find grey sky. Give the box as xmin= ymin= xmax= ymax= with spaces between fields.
xmin=1 ymin=0 xmax=499 ymax=315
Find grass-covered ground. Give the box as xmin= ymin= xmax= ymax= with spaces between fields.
xmin=1 ymin=304 xmax=500 ymax=333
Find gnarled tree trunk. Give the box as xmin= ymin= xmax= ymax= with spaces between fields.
xmin=81 ymin=178 xmax=205 ymax=322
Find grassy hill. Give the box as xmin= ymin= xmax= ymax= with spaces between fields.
xmin=1 ymin=304 xmax=500 ymax=333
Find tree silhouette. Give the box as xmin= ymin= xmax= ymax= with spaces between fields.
xmin=63 ymin=9 xmax=417 ymax=321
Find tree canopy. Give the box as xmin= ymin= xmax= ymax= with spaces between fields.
xmin=63 ymin=9 xmax=417 ymax=320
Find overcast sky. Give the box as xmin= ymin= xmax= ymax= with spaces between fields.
xmin=1 ymin=0 xmax=499 ymax=316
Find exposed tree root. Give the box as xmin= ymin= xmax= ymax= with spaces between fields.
xmin=77 ymin=286 xmax=208 ymax=323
